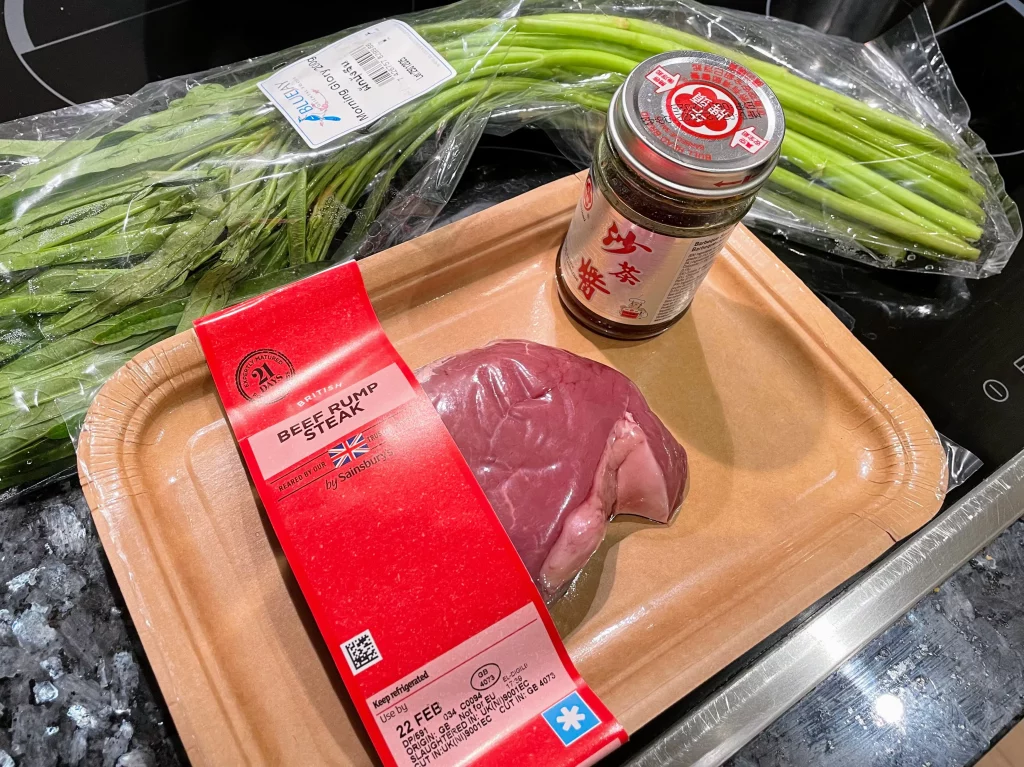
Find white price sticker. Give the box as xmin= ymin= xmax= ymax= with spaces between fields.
xmin=259 ymin=19 xmax=456 ymax=149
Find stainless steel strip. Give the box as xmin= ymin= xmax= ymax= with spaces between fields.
xmin=626 ymin=447 xmax=1024 ymax=767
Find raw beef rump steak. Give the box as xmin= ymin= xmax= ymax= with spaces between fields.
xmin=416 ymin=340 xmax=688 ymax=601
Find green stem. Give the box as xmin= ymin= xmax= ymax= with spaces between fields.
xmin=783 ymin=111 xmax=985 ymax=222
xmin=758 ymin=189 xmax=973 ymax=262
xmin=769 ymin=167 xmax=979 ymax=260
xmin=768 ymin=78 xmax=980 ymax=196
xmin=783 ymin=132 xmax=982 ymax=242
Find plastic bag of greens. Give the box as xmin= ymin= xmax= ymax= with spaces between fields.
xmin=0 ymin=0 xmax=1018 ymax=492
xmin=0 ymin=98 xmax=126 ymax=173
xmin=728 ymin=5 xmax=1020 ymax=276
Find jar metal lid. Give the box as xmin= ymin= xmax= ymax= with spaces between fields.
xmin=609 ymin=51 xmax=785 ymax=198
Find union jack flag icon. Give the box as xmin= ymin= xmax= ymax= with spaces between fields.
xmin=329 ymin=433 xmax=370 ymax=468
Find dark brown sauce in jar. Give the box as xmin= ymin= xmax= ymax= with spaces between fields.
xmin=557 ymin=51 xmax=785 ymax=339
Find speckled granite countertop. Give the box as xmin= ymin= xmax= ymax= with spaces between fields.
xmin=0 ymin=482 xmax=184 ymax=767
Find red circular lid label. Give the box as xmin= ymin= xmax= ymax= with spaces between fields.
xmin=631 ymin=57 xmax=781 ymax=167
xmin=667 ymin=82 xmax=741 ymax=139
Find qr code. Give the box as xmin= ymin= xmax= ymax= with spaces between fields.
xmin=342 ymin=629 xmax=382 ymax=674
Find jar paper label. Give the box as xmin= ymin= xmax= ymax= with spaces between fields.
xmin=259 ymin=20 xmax=455 ymax=149
xmin=559 ymin=176 xmax=734 ymax=325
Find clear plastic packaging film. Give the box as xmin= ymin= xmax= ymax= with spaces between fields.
xmin=416 ymin=340 xmax=688 ymax=602
xmin=1 ymin=0 xmax=1016 ymax=493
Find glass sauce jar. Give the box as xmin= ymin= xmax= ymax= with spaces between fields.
xmin=557 ymin=51 xmax=785 ymax=339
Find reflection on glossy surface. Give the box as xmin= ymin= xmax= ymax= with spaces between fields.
xmin=763 ymin=238 xmax=973 ymax=326
xmin=729 ymin=518 xmax=1024 ymax=766
xmin=724 ymin=457 xmax=1024 ymax=767
xmin=874 ymin=693 xmax=904 ymax=725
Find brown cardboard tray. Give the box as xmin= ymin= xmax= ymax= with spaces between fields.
xmin=78 ymin=174 xmax=947 ymax=765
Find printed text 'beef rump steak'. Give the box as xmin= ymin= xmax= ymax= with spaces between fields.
xmin=417 ymin=340 xmax=688 ymax=602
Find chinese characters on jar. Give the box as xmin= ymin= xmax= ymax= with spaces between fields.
xmin=556 ymin=52 xmax=784 ymax=339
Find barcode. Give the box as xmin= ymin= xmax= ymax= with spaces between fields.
xmin=352 ymin=45 xmax=394 ymax=86
xmin=342 ymin=629 xmax=383 ymax=674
